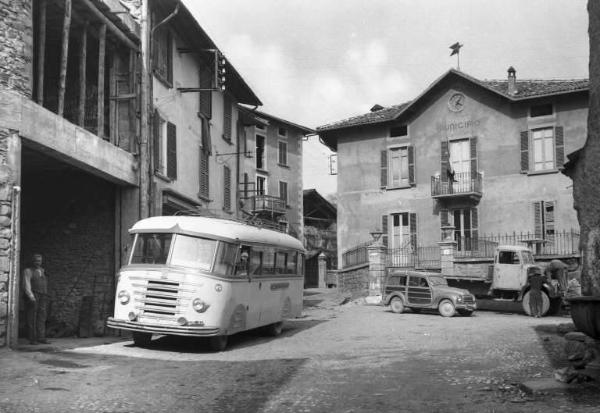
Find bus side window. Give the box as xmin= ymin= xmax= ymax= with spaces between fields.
xmin=287 ymin=252 xmax=297 ymax=275
xmin=249 ymin=249 xmax=262 ymax=275
xmin=275 ymin=251 xmax=287 ymax=274
xmin=262 ymin=248 xmax=275 ymax=275
xmin=213 ymin=242 xmax=237 ymax=276
xmin=235 ymin=246 xmax=250 ymax=276
xmin=298 ymin=253 xmax=305 ymax=276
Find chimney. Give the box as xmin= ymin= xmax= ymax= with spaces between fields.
xmin=370 ymin=104 xmax=384 ymax=112
xmin=507 ymin=66 xmax=517 ymax=95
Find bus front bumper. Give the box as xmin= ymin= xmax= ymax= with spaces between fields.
xmin=106 ymin=317 xmax=221 ymax=337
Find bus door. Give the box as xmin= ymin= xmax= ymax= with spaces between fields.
xmin=246 ymin=247 xmax=265 ymax=326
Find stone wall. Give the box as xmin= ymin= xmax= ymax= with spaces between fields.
xmin=337 ymin=264 xmax=369 ymax=298
xmin=0 ymin=0 xmax=33 ymax=347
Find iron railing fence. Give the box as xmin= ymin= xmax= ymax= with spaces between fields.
xmin=454 ymin=229 xmax=580 ymax=258
xmin=341 ymin=240 xmax=372 ymax=268
xmin=431 ymin=171 xmax=482 ymax=197
xmin=386 ymin=246 xmax=441 ymax=269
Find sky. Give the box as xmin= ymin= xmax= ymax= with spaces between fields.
xmin=185 ymin=0 xmax=589 ymax=197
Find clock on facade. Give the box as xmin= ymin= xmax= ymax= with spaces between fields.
xmin=448 ymin=93 xmax=465 ymax=112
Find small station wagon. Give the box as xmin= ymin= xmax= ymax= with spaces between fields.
xmin=383 ymin=270 xmax=477 ymax=317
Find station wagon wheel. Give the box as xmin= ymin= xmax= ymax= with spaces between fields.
xmin=390 ymin=297 xmax=404 ymax=314
xmin=208 ymin=335 xmax=228 ymax=352
xmin=132 ymin=332 xmax=152 ymax=347
xmin=438 ymin=299 xmax=456 ymax=317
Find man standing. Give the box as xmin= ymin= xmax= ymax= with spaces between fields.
xmin=22 ymin=253 xmax=49 ymax=344
xmin=544 ymin=259 xmax=569 ymax=294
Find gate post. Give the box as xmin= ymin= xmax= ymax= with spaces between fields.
xmin=439 ymin=225 xmax=457 ymax=277
xmin=366 ymin=242 xmax=387 ymax=303
xmin=317 ymin=252 xmax=327 ymax=288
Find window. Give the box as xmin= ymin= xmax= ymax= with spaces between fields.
xmin=278 ymin=141 xmax=288 ymax=166
xmin=381 ymin=146 xmax=415 ymax=188
xmin=223 ymin=165 xmax=231 ymax=211
xmin=153 ymin=113 xmax=177 ymax=179
xmin=382 ymin=212 xmax=417 ymax=251
xmin=152 ymin=15 xmax=172 ymax=85
xmin=390 ymin=125 xmax=408 ymax=137
xmin=130 ymin=233 xmax=173 ymax=264
xmin=256 ymin=134 xmax=266 ymax=169
xmin=279 ymin=181 xmax=288 ymax=205
xmin=530 ymin=103 xmax=553 ymax=118
xmin=534 ymin=200 xmax=555 ymax=241
xmin=171 ymin=235 xmax=218 ymax=271
xmin=498 ymin=251 xmax=520 ymax=264
xmin=213 ymin=241 xmax=238 ymax=276
xmin=256 ymin=175 xmax=267 ymax=195
xmin=223 ymin=95 xmax=232 ymax=142
xmin=520 ymin=127 xmax=564 ymax=173
xmin=532 ymin=128 xmax=554 ymax=171
xmin=199 ymin=147 xmax=209 ymax=198
xmin=278 ymin=127 xmax=287 ymax=137
xmin=440 ymin=208 xmax=479 ymax=252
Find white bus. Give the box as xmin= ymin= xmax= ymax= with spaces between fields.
xmin=107 ymin=216 xmax=305 ymax=351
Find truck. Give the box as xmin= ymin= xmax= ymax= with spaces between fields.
xmin=446 ymin=245 xmax=565 ymax=316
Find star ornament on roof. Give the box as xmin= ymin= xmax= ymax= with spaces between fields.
xmin=449 ymin=42 xmax=463 ymax=70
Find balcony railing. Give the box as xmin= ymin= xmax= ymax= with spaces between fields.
xmin=251 ymin=194 xmax=287 ymax=216
xmin=431 ymin=171 xmax=482 ymax=199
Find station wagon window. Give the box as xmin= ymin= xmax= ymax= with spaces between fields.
xmin=388 ymin=275 xmax=407 ymax=286
xmin=498 ymin=251 xmax=520 ymax=264
xmin=170 ymin=235 xmax=217 ymax=270
xmin=130 ymin=233 xmax=173 ymax=264
xmin=409 ymin=277 xmax=427 ymax=287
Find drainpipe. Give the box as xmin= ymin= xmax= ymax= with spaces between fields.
xmin=139 ymin=1 xmax=150 ymax=218
xmin=7 ymin=185 xmax=21 ymax=349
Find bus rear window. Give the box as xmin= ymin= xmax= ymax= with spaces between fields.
xmin=170 ymin=235 xmax=217 ymax=270
xmin=130 ymin=233 xmax=173 ymax=264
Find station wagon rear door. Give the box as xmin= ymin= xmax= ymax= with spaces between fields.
xmin=407 ymin=275 xmax=433 ymax=306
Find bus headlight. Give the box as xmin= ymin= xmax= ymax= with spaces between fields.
xmin=192 ymin=298 xmax=210 ymax=313
xmin=118 ymin=290 xmax=130 ymax=305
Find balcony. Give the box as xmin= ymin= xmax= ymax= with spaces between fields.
xmin=250 ymin=194 xmax=287 ymax=216
xmin=431 ymin=171 xmax=482 ymax=200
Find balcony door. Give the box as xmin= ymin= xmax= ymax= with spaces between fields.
xmin=391 ymin=213 xmax=412 ymax=266
xmin=449 ymin=139 xmax=470 ymax=192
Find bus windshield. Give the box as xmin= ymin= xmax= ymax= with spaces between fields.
xmin=130 ymin=233 xmax=173 ymax=264
xmin=170 ymin=235 xmax=217 ymax=270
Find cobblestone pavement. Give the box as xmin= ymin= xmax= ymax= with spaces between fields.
xmin=1 ymin=292 xmax=599 ymax=412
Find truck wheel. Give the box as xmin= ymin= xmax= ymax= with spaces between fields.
xmin=390 ymin=297 xmax=404 ymax=314
xmin=438 ymin=300 xmax=456 ymax=317
xmin=208 ymin=335 xmax=228 ymax=352
xmin=522 ymin=291 xmax=550 ymax=316
xmin=132 ymin=332 xmax=152 ymax=347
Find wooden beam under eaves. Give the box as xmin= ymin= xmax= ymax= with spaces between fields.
xmin=57 ymin=0 xmax=72 ymax=117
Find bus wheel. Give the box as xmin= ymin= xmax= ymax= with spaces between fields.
xmin=208 ymin=335 xmax=228 ymax=352
xmin=264 ymin=322 xmax=283 ymax=337
xmin=132 ymin=332 xmax=152 ymax=347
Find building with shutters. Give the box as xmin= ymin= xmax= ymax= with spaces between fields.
xmin=149 ymin=0 xmax=262 ymax=217
xmin=317 ymin=68 xmax=588 ymax=267
xmin=237 ymin=107 xmax=314 ymax=240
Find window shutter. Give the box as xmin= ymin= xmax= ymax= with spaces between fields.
xmin=166 ymin=31 xmax=173 ymax=84
xmin=380 ymin=150 xmax=388 ymax=187
xmin=544 ymin=200 xmax=555 ymax=238
xmin=200 ymin=116 xmax=212 ymax=155
xmin=166 ymin=122 xmax=177 ymax=179
xmin=381 ymin=215 xmax=388 ymax=247
xmin=223 ymin=165 xmax=231 ymax=211
xmin=408 ymin=145 xmax=415 ymax=186
xmin=199 ymin=148 xmax=209 ymax=198
xmin=471 ymin=208 xmax=479 ymax=251
xmin=441 ymin=140 xmax=449 ymax=182
xmin=199 ymin=62 xmax=213 ymax=119
xmin=533 ymin=201 xmax=543 ymax=238
xmin=470 ymin=136 xmax=478 ymax=180
xmin=223 ymin=95 xmax=232 ymax=141
xmin=555 ymin=126 xmax=564 ymax=169
xmin=440 ymin=208 xmax=449 ymax=227
xmin=520 ymin=130 xmax=529 ymax=173
xmin=409 ymin=212 xmax=417 ymax=250
xmin=152 ymin=110 xmax=160 ymax=172
xmin=243 ymin=172 xmax=249 ymax=198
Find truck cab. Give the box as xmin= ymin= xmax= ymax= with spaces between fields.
xmin=491 ymin=246 xmax=535 ymax=292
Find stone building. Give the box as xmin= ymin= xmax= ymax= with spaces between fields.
xmin=317 ymin=68 xmax=588 ymax=268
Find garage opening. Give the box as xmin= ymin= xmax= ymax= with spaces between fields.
xmin=20 ymin=147 xmax=116 ymax=339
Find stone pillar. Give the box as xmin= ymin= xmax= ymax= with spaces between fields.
xmin=366 ymin=242 xmax=387 ymax=304
xmin=317 ymin=252 xmax=327 ymax=288
xmin=439 ymin=225 xmax=457 ymax=277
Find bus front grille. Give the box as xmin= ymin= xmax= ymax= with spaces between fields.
xmin=141 ymin=280 xmax=180 ymax=316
